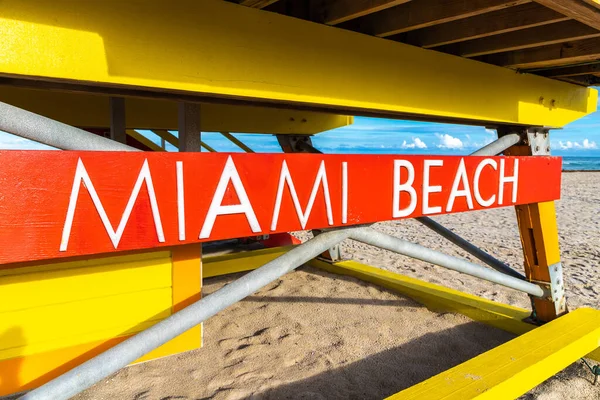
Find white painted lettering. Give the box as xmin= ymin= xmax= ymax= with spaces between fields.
xmin=176 ymin=161 xmax=185 ymax=241
xmin=271 ymin=160 xmax=333 ymax=230
xmin=199 ymin=156 xmax=261 ymax=239
xmin=446 ymin=158 xmax=474 ymax=212
xmin=498 ymin=158 xmax=519 ymax=205
xmin=60 ymin=158 xmax=165 ymax=251
xmin=393 ymin=160 xmax=417 ymax=218
xmin=342 ymin=162 xmax=348 ymax=224
xmin=423 ymin=159 xmax=443 ymax=214
xmin=474 ymin=158 xmax=497 ymax=207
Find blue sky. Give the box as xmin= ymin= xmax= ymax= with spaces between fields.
xmin=2 ymin=88 xmax=599 ymax=156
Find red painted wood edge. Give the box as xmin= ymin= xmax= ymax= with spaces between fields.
xmin=0 ymin=151 xmax=561 ymax=264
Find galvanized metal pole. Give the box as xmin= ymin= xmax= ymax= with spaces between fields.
xmin=470 ymin=132 xmax=521 ymax=156
xmin=20 ymin=227 xmax=356 ymax=400
xmin=350 ymin=228 xmax=546 ymax=298
xmin=0 ymin=101 xmax=137 ymax=151
xmin=416 ymin=132 xmax=526 ymax=279
xmin=415 ymin=217 xmax=526 ymax=280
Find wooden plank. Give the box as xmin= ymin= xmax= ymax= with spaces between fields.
xmin=389 ymin=308 xmax=600 ymax=399
xmin=439 ymin=20 xmax=600 ymax=57
xmin=343 ymin=0 xmax=530 ymax=38
xmin=0 ymin=256 xmax=171 ymax=313
xmin=239 ymin=0 xmax=279 ymax=8
xmin=399 ymin=3 xmax=568 ymax=48
xmin=316 ymin=0 xmax=411 ymax=25
xmin=536 ymin=61 xmax=600 ymax=76
xmin=126 ymin=129 xmax=165 ymax=152
xmin=0 ymin=152 xmax=562 ymax=264
xmin=533 ymin=0 xmax=600 ymax=30
xmin=0 ymin=289 xmax=172 ymax=360
xmin=204 ymin=245 xmax=295 ymax=277
xmin=478 ymin=37 xmax=600 ymax=68
xmin=1 ymin=1 xmax=596 ymax=127
xmin=171 ymin=244 xmax=202 ymax=353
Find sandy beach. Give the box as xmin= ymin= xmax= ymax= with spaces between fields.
xmin=75 ymin=172 xmax=600 ymax=400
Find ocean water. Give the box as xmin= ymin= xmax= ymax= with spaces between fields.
xmin=561 ymin=156 xmax=600 ymax=171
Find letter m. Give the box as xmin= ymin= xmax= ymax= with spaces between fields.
xmin=60 ymin=158 xmax=165 ymax=251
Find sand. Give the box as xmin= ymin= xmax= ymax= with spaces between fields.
xmin=75 ymin=172 xmax=599 ymax=400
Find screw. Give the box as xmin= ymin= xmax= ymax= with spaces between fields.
xmin=550 ymin=99 xmax=556 ymax=107
xmin=535 ymin=146 xmax=540 ymax=152
xmin=546 ymin=146 xmax=550 ymax=153
xmin=539 ymin=96 xmax=544 ymax=104
xmin=289 ymin=117 xmax=295 ymax=122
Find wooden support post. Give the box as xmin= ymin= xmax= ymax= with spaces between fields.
xmin=109 ymin=97 xmax=126 ymax=144
xmin=178 ymin=102 xmax=202 ymax=152
xmin=176 ymin=102 xmax=203 ymax=344
xmin=504 ymin=127 xmax=567 ymax=322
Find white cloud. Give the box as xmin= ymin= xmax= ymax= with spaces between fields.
xmin=582 ymin=139 xmax=597 ymax=149
xmin=401 ymin=137 xmax=428 ymax=149
xmin=558 ymin=139 xmax=598 ymax=150
xmin=485 ymin=129 xmax=496 ymax=135
xmin=436 ymin=133 xmax=463 ymax=149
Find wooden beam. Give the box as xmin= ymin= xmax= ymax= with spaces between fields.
xmin=533 ymin=0 xmax=600 ymax=30
xmin=1 ymin=0 xmax=596 ymax=127
xmin=478 ymin=37 xmax=600 ymax=68
xmin=239 ymin=0 xmax=279 ymax=8
xmin=438 ymin=20 xmax=600 ymax=57
xmin=390 ymin=308 xmax=600 ymax=399
xmin=536 ymin=61 xmax=600 ymax=76
xmin=556 ymin=74 xmax=600 ymax=85
xmin=343 ymin=0 xmax=531 ymax=38
xmin=316 ymin=0 xmax=411 ymax=25
xmin=399 ymin=3 xmax=567 ymax=48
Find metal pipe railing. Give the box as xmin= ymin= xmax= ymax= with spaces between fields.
xmin=0 ymin=101 xmax=137 ymax=151
xmin=416 ymin=132 xmax=525 ymax=279
xmin=470 ymin=132 xmax=521 ymax=156
xmin=20 ymin=225 xmax=546 ymax=400
xmin=20 ymin=227 xmax=357 ymax=400
xmin=415 ymin=217 xmax=526 ymax=280
xmin=350 ymin=228 xmax=545 ymax=298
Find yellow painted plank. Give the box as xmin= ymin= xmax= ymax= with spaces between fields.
xmin=309 ymin=259 xmax=600 ymax=363
xmin=0 ymin=288 xmax=172 ymax=360
xmin=0 ymin=0 xmax=596 ymax=126
xmin=172 ymin=245 xmax=202 ymax=351
xmin=0 ymin=86 xmax=352 ymax=134
xmin=0 ymin=258 xmax=172 ymax=313
xmin=388 ymin=308 xmax=600 ymax=399
xmin=0 ymin=324 xmax=200 ymax=396
xmin=0 ymin=251 xmax=171 ymax=276
xmin=309 ymin=259 xmax=533 ymax=334
xmin=203 ymin=246 xmax=295 ymax=278
xmin=127 ymin=129 xmax=164 ymax=151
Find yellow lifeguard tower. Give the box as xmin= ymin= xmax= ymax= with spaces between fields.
xmin=0 ymin=1 xmax=599 ymax=398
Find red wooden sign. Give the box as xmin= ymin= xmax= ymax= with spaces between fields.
xmin=0 ymin=151 xmax=561 ymax=264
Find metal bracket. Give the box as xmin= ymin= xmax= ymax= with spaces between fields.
xmin=276 ymin=134 xmax=320 ymax=154
xmin=532 ymin=262 xmax=567 ymax=316
xmin=525 ymin=128 xmax=551 ymax=155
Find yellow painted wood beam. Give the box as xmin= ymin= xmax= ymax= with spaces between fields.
xmin=220 ymin=131 xmax=255 ymax=153
xmin=126 ymin=129 xmax=164 ymax=151
xmin=151 ymin=129 xmax=216 ymax=152
xmin=388 ymin=307 xmax=600 ymax=399
xmin=0 ymin=250 xmax=202 ymax=396
xmin=0 ymin=0 xmax=596 ymax=127
xmin=203 ymin=246 xmax=295 ymax=278
xmin=0 ymin=86 xmax=352 ymax=134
